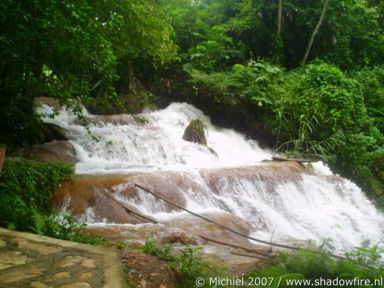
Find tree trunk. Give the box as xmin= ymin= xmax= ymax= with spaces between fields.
xmin=128 ymin=62 xmax=146 ymax=96
xmin=274 ymin=0 xmax=283 ymax=65
xmin=301 ymin=0 xmax=329 ymax=66
xmin=277 ymin=0 xmax=282 ymax=35
xmin=128 ymin=62 xmax=138 ymax=96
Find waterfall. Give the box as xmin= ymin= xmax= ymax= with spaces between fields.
xmin=37 ymin=101 xmax=384 ymax=251
xmin=37 ymin=102 xmax=270 ymax=174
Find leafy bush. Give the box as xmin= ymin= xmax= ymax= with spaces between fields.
xmin=352 ymin=66 xmax=384 ymax=134
xmin=0 ymin=159 xmax=106 ymax=244
xmin=187 ymin=60 xmax=284 ymax=124
xmin=143 ymin=240 xmax=176 ymax=261
xmin=143 ymin=240 xmax=221 ymax=288
xmin=275 ymin=62 xmax=363 ymax=154
xmin=274 ymin=62 xmax=384 ymax=197
xmin=31 ymin=211 xmax=106 ymax=245
xmin=0 ymin=159 xmax=73 ymax=232
xmin=247 ymin=241 xmax=384 ymax=288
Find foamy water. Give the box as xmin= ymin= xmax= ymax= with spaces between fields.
xmin=37 ymin=101 xmax=384 ymax=251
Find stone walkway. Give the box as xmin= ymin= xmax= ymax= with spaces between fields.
xmin=0 ymin=228 xmax=124 ymax=288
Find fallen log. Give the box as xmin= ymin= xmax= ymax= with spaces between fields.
xmin=272 ymin=156 xmax=316 ymax=163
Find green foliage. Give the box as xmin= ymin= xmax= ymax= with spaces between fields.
xmin=171 ymin=247 xmax=212 ymax=288
xmin=93 ymin=0 xmax=177 ymax=64
xmin=164 ymin=0 xmax=383 ymax=72
xmin=0 ymin=0 xmax=114 ymax=147
xmin=276 ymin=62 xmax=362 ymax=153
xmin=247 ymin=241 xmax=384 ymax=288
xmin=275 ymin=62 xmax=384 ymax=195
xmin=188 ymin=60 xmax=284 ymax=122
xmin=0 ymin=0 xmax=177 ymax=148
xmin=143 ymin=240 xmax=176 ymax=261
xmin=143 ymin=240 xmax=221 ymax=288
xmin=31 ymin=211 xmax=107 ymax=245
xmin=353 ymin=66 xmax=384 ymax=134
xmin=0 ymin=159 xmax=106 ymax=244
xmin=0 ymin=159 xmax=73 ymax=231
xmin=187 ymin=26 xmax=244 ymax=72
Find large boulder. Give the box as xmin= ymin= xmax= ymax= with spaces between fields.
xmin=182 ymin=119 xmax=207 ymax=145
xmin=18 ymin=140 xmax=78 ymax=163
xmin=52 ymin=173 xmax=188 ymax=224
xmin=35 ymin=97 xmax=62 ymax=111
xmin=42 ymin=123 xmax=70 ymax=141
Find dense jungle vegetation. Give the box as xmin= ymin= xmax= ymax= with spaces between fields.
xmin=1 ymin=1 xmax=384 ymax=286
xmin=0 ymin=0 xmax=383 ymax=200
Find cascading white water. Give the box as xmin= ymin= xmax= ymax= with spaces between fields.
xmin=37 ymin=101 xmax=384 ymax=251
xmin=37 ymin=102 xmax=271 ymax=174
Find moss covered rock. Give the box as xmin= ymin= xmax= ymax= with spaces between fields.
xmin=182 ymin=119 xmax=207 ymax=145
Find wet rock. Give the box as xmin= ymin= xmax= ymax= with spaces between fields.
xmin=94 ymin=114 xmax=138 ymax=126
xmin=164 ymin=212 xmax=252 ymax=242
xmin=183 ymin=119 xmax=207 ymax=145
xmin=158 ymin=230 xmax=197 ymax=245
xmin=53 ymin=176 xmax=149 ymax=224
xmin=54 ymin=162 xmax=306 ymax=225
xmin=43 ymin=123 xmax=70 ymax=141
xmin=85 ymin=211 xmax=253 ymax=247
xmin=182 ymin=119 xmax=218 ymax=156
xmin=35 ymin=97 xmax=62 ymax=111
xmin=53 ymin=173 xmax=188 ymax=224
xmin=201 ymin=246 xmax=268 ymax=274
xmin=200 ymin=161 xmax=305 ymax=195
xmin=305 ymin=162 xmax=316 ymax=175
xmin=18 ymin=140 xmax=78 ymax=163
xmin=133 ymin=115 xmax=149 ymax=125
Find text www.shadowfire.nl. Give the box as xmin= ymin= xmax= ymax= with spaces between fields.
xmin=194 ymin=276 xmax=384 ymax=287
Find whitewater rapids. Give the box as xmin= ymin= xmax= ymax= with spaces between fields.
xmin=37 ymin=101 xmax=384 ymax=251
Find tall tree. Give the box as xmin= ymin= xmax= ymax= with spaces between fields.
xmin=301 ymin=0 xmax=329 ymax=66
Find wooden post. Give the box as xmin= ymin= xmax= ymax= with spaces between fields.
xmin=0 ymin=145 xmax=6 ymax=173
